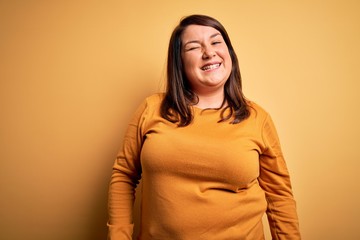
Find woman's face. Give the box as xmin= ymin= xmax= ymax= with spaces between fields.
xmin=181 ymin=24 xmax=232 ymax=95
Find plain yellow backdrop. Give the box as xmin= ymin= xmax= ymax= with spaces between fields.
xmin=1 ymin=1 xmax=359 ymax=239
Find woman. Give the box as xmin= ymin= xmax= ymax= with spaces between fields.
xmin=108 ymin=14 xmax=301 ymax=240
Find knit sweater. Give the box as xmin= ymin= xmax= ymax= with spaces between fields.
xmin=108 ymin=93 xmax=300 ymax=240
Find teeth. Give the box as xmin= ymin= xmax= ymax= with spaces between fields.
xmin=202 ymin=63 xmax=220 ymax=71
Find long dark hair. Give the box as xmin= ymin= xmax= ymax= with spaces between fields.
xmin=160 ymin=14 xmax=250 ymax=126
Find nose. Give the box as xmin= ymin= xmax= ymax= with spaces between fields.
xmin=202 ymin=46 xmax=216 ymax=59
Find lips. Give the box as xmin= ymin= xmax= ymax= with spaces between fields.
xmin=201 ymin=63 xmax=221 ymax=71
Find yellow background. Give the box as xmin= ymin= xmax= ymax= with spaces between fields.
xmin=1 ymin=0 xmax=359 ymax=239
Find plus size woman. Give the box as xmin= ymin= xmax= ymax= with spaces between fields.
xmin=107 ymin=14 xmax=301 ymax=240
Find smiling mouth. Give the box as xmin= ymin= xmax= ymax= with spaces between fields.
xmin=201 ymin=63 xmax=221 ymax=71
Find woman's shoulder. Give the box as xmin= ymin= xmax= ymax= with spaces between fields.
xmin=145 ymin=92 xmax=165 ymax=102
xmin=247 ymin=100 xmax=270 ymax=120
xmin=130 ymin=93 xmax=164 ymax=124
xmin=134 ymin=93 xmax=164 ymax=116
xmin=143 ymin=92 xmax=164 ymax=108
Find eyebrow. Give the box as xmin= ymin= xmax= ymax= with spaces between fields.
xmin=183 ymin=33 xmax=222 ymax=47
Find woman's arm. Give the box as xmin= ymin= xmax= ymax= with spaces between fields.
xmin=258 ymin=114 xmax=301 ymax=240
xmin=107 ymin=102 xmax=147 ymax=240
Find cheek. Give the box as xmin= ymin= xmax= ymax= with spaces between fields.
xmin=227 ymin=55 xmax=232 ymax=68
xmin=183 ymin=56 xmax=198 ymax=73
xmin=222 ymin=49 xmax=231 ymax=61
xmin=223 ymin=51 xmax=232 ymax=69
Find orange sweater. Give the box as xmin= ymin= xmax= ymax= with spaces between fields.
xmin=108 ymin=93 xmax=300 ymax=240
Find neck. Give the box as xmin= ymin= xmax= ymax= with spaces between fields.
xmin=194 ymin=89 xmax=225 ymax=109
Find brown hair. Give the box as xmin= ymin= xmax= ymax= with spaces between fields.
xmin=160 ymin=14 xmax=250 ymax=126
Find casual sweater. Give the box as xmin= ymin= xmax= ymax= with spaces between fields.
xmin=108 ymin=93 xmax=301 ymax=240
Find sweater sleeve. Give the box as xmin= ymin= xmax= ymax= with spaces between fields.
xmin=258 ymin=114 xmax=301 ymax=240
xmin=107 ymin=100 xmax=148 ymax=240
